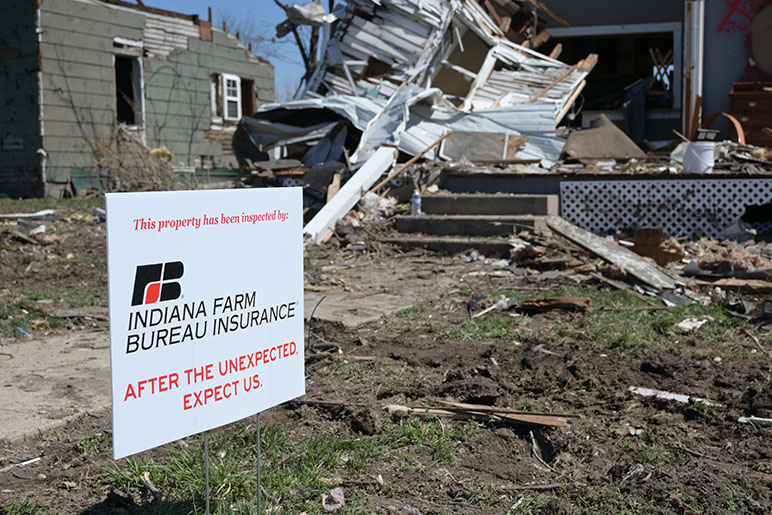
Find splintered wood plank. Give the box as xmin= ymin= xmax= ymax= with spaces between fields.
xmin=546 ymin=216 xmax=677 ymax=291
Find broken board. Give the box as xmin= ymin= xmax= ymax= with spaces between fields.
xmin=546 ymin=216 xmax=677 ymax=291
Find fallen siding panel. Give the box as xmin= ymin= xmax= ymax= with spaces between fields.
xmin=304 ymin=146 xmax=397 ymax=242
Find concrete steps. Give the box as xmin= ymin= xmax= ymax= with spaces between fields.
xmin=394 ymin=214 xmax=547 ymax=236
xmin=385 ymin=193 xmax=558 ymax=256
xmin=422 ymin=193 xmax=558 ymax=216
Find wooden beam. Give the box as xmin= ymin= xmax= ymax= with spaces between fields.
xmin=557 ymin=79 xmax=585 ymax=123
xmin=304 ymin=147 xmax=397 ymax=243
xmin=368 ymin=132 xmax=452 ymax=193
xmin=483 ymin=0 xmax=503 ymax=26
xmin=549 ymin=43 xmax=562 ymax=59
xmin=688 ymin=95 xmax=703 ymax=140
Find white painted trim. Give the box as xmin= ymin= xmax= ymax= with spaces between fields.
xmin=683 ymin=0 xmax=705 ymax=132
xmin=221 ymin=73 xmax=242 ymax=121
xmin=549 ymin=22 xmax=682 ymax=109
xmin=113 ymin=37 xmax=144 ymax=48
xmin=134 ymin=57 xmax=146 ymax=130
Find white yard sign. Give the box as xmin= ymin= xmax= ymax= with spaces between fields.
xmin=106 ymin=188 xmax=304 ymax=459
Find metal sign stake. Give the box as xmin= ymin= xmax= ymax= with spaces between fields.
xmin=204 ymin=431 xmax=210 ymax=515
xmin=256 ymin=412 xmax=262 ymax=515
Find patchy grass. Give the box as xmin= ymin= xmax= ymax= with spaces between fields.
xmin=102 ymin=416 xmax=482 ymax=514
xmin=484 ymin=285 xmax=753 ymax=359
xmin=75 ymin=432 xmax=111 ymax=455
xmin=0 ymin=302 xmax=68 ymax=339
xmin=395 ymin=417 xmax=479 ymax=463
xmin=0 ymin=196 xmax=104 ymax=213
xmin=1 ymin=493 xmax=49 ymax=515
xmin=0 ymin=196 xmax=108 ymax=340
xmin=106 ymin=422 xmax=385 ymax=513
xmin=448 ymin=315 xmax=520 ymax=341
xmin=26 ymin=290 xmax=100 ymax=308
xmin=395 ymin=302 xmax=433 ymax=320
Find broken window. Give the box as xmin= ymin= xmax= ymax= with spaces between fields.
xmin=241 ymin=79 xmax=256 ymax=117
xmin=114 ymin=55 xmax=144 ymax=126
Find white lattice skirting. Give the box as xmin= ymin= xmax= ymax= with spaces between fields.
xmin=560 ymin=179 xmax=772 ymax=239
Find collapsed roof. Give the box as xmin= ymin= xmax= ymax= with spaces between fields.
xmin=302 ymin=0 xmax=594 ymax=119
xmin=236 ymin=0 xmax=596 ymax=169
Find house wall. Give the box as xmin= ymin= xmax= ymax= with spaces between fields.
xmin=38 ymin=0 xmax=144 ymax=194
xmin=0 ymin=0 xmax=43 ymax=197
xmin=143 ymin=30 xmax=275 ymax=168
xmin=36 ymin=0 xmax=273 ymax=197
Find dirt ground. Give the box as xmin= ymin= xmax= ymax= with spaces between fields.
xmin=1 ymin=198 xmax=772 ymax=514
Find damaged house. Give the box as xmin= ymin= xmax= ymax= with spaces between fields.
xmin=1 ymin=0 xmax=274 ymax=197
xmin=236 ymin=0 xmax=771 ymax=244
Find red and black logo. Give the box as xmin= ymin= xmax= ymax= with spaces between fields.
xmin=131 ymin=261 xmax=184 ymax=306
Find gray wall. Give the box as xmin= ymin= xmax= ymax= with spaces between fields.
xmin=36 ymin=0 xmax=274 ymax=195
xmin=0 ymin=0 xmax=43 ymax=196
xmin=702 ymin=0 xmax=749 ymax=136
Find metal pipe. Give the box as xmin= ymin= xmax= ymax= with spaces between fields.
xmin=257 ymin=412 xmax=262 ymax=514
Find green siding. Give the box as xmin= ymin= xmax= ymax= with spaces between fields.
xmin=33 ymin=0 xmax=274 ymax=193
xmin=0 ymin=0 xmax=41 ymax=195
xmin=143 ymin=29 xmax=274 ymax=168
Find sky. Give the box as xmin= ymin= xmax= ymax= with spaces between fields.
xmin=148 ymin=0 xmax=308 ymax=98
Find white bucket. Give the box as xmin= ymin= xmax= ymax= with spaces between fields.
xmin=683 ymin=141 xmax=715 ymax=174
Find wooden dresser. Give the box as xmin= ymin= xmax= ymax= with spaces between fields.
xmin=729 ymin=82 xmax=772 ymax=147
xmin=729 ymin=82 xmax=772 ymax=146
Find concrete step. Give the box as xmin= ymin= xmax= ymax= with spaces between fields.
xmin=422 ymin=193 xmax=558 ymax=216
xmin=381 ymin=235 xmax=512 ymax=257
xmin=394 ymin=214 xmax=547 ymax=236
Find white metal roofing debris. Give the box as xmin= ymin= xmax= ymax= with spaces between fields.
xmin=263 ymin=0 xmax=596 ymax=168
xmin=257 ymin=86 xmax=560 ymax=167
xmin=301 ymin=0 xmax=595 ymax=119
xmin=265 ymin=0 xmax=596 ymax=239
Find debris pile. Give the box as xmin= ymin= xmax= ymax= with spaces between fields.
xmin=236 ymin=0 xmax=597 ymax=241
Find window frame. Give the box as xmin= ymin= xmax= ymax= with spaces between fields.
xmin=221 ymin=73 xmax=242 ymax=122
xmin=113 ymin=38 xmax=145 ymax=128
